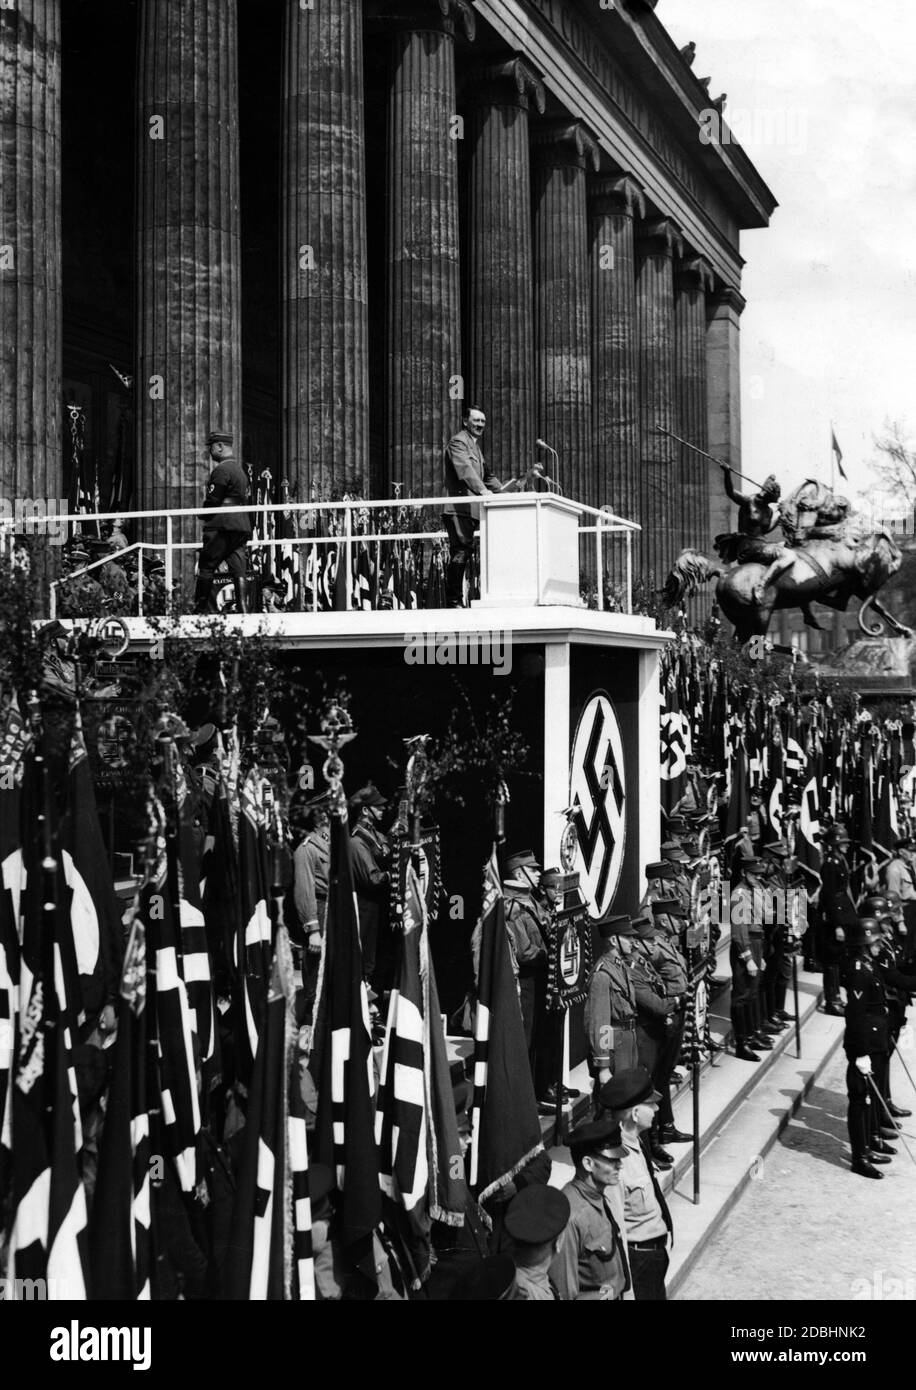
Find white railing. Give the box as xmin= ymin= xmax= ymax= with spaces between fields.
xmin=2 ymin=493 xmax=639 ymax=619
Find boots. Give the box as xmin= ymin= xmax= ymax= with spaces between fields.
xmin=233 ymin=576 xmax=251 ymax=614
xmin=748 ymin=991 xmax=774 ymax=1049
xmin=823 ymin=965 xmax=844 ymax=1016
xmin=773 ymin=977 xmax=795 ymax=1022
xmin=732 ymin=1004 xmax=761 ymax=1062
xmin=446 ymin=554 xmax=467 ymax=608
xmin=193 ymin=576 xmax=216 ymax=614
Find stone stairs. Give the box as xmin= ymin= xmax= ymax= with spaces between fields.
xmin=544 ymin=960 xmax=848 ymax=1295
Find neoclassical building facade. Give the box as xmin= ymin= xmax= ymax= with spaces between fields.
xmin=1 ymin=0 xmax=776 ymax=581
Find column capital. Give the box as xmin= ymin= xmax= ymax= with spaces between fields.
xmin=531 ymin=119 xmax=601 ymax=172
xmin=636 ymin=215 xmax=684 ymax=259
xmin=371 ymin=0 xmax=476 ymax=41
xmin=709 ymin=284 xmax=746 ymax=316
xmin=464 ymin=54 xmax=546 ymax=114
xmin=588 ymin=173 xmax=646 ymax=221
xmin=675 ymin=255 xmax=715 ymax=294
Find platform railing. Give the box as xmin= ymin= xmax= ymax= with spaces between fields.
xmin=0 ymin=493 xmax=640 ymax=620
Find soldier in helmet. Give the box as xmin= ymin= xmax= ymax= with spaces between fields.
xmin=860 ymin=894 xmax=914 ymax=1124
xmin=843 ymin=917 xmax=899 ymax=1179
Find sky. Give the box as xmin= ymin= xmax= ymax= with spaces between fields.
xmin=660 ymin=0 xmax=916 ymax=509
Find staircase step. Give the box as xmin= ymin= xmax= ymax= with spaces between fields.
xmin=544 ymin=964 xmax=845 ymax=1297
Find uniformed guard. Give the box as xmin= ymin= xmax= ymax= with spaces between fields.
xmin=617 ymin=920 xmax=681 ymax=1168
xmin=660 ymin=841 xmax=693 ymax=914
xmin=631 ymin=915 xmax=693 ymax=1151
xmin=641 ymin=860 xmax=684 ymax=934
xmin=504 ymin=1185 xmax=571 ymax=1301
xmin=860 ymin=895 xmax=916 ymax=1124
xmin=585 ymin=915 xmax=641 ymax=1101
xmin=533 ymin=866 xmax=577 ymax=1109
xmin=729 ymin=857 xmax=771 ymax=1061
xmin=502 ymin=850 xmax=549 ymax=1077
xmin=550 ymin=1117 xmax=631 ymax=1301
xmin=819 ymin=823 xmax=858 ymax=1015
xmin=759 ymin=840 xmax=798 ymax=1031
xmin=194 ymin=429 xmax=253 ymax=614
xmin=843 ymin=918 xmax=896 ymax=1179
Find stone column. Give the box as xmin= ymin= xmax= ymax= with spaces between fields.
xmin=675 ymin=255 xmax=715 ymax=557
xmin=635 ymin=216 xmax=683 ymax=584
xmin=465 ymin=56 xmax=544 ymax=480
xmin=531 ymin=120 xmax=600 ymax=506
xmin=706 ymin=285 xmax=746 ymax=547
xmin=589 ymin=174 xmax=644 ymax=538
xmin=136 ymin=0 xmax=242 ymax=543
xmin=281 ymin=0 xmax=368 ymax=500
xmin=383 ymin=0 xmax=474 ymax=500
xmin=0 ymin=1 xmax=62 ymax=503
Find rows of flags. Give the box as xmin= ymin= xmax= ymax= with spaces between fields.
xmin=0 ymin=684 xmax=549 ymax=1299
xmin=250 ymin=499 xmax=447 ymax=613
xmin=660 ymin=636 xmax=913 ymax=892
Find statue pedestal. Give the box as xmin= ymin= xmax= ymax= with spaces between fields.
xmin=477 ymin=493 xmax=583 ymax=607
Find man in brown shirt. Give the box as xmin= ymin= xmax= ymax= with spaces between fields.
xmin=550 ymin=1117 xmax=631 ymax=1301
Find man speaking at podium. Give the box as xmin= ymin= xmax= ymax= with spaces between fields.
xmin=443 ymin=405 xmax=503 ymax=607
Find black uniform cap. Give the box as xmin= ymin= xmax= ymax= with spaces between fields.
xmin=568 ymin=1115 xmax=624 ymax=1158
xmin=504 ymin=1186 xmax=571 ymax=1245
xmin=599 ymin=1065 xmax=661 ymax=1113
xmin=597 ymin=913 xmax=636 ymax=939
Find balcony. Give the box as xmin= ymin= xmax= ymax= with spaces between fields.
xmin=4 ymin=491 xmax=640 ymax=623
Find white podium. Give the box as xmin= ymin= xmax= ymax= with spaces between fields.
xmin=477 ymin=493 xmax=583 ymax=607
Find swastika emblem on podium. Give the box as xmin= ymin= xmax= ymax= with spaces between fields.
xmin=569 ymin=692 xmax=626 ymax=920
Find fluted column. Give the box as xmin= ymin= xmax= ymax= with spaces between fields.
xmin=675 ymin=255 xmax=715 ymax=557
xmin=589 ymin=175 xmax=645 ymax=535
xmin=531 ymin=120 xmax=600 ymax=505
xmin=465 ymin=57 xmax=544 ymax=478
xmin=282 ymin=0 xmax=368 ymax=499
xmin=136 ymin=0 xmax=242 ymax=541
xmin=635 ymin=216 xmax=683 ymax=584
xmin=706 ymin=285 xmax=746 ymax=546
xmin=383 ymin=0 xmax=474 ymax=499
xmin=0 ymin=1 xmax=61 ymax=502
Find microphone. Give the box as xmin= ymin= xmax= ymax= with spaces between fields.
xmin=534 ymin=443 xmax=562 ymax=494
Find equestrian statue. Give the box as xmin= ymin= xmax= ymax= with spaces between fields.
xmin=662 ymin=443 xmax=911 ymax=643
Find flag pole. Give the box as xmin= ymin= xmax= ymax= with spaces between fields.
xmin=830 ymin=422 xmax=835 ymax=493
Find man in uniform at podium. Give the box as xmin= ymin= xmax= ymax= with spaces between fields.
xmin=443 ymin=405 xmax=502 ymax=607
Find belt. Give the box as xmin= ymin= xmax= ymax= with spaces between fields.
xmin=629 ymin=1235 xmax=668 ymax=1251
xmin=613 ymin=1018 xmax=637 ymax=1032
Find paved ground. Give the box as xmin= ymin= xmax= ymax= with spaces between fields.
xmin=677 ymin=1045 xmax=916 ymax=1301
